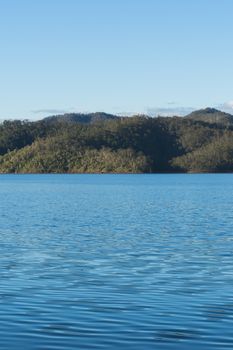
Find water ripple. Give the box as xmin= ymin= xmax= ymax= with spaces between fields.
xmin=0 ymin=174 xmax=233 ymax=349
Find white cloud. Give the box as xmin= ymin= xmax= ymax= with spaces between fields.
xmin=217 ymin=101 xmax=233 ymax=114
xmin=32 ymin=109 xmax=70 ymax=115
xmin=146 ymin=106 xmax=195 ymax=117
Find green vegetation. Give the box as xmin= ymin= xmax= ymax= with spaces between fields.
xmin=0 ymin=108 xmax=233 ymax=173
xmin=186 ymin=107 xmax=233 ymax=126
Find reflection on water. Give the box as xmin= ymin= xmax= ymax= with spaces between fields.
xmin=0 ymin=174 xmax=233 ymax=349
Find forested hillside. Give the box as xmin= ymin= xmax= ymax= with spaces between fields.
xmin=185 ymin=108 xmax=233 ymax=126
xmin=0 ymin=108 xmax=233 ymax=173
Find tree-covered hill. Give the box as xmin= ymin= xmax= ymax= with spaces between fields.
xmin=0 ymin=109 xmax=233 ymax=173
xmin=185 ymin=108 xmax=233 ymax=126
xmin=43 ymin=112 xmax=119 ymax=125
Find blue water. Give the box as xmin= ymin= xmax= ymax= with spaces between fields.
xmin=0 ymin=174 xmax=233 ymax=349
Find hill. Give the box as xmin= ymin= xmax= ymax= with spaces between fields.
xmin=43 ymin=112 xmax=119 ymax=124
xmin=185 ymin=107 xmax=233 ymax=125
xmin=0 ymin=110 xmax=233 ymax=173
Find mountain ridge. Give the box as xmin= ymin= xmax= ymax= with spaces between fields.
xmin=0 ymin=107 xmax=233 ymax=173
xmin=185 ymin=107 xmax=233 ymax=125
xmin=43 ymin=112 xmax=119 ymax=124
xmin=40 ymin=107 xmax=233 ymax=126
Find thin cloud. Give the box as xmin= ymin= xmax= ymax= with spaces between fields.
xmin=32 ymin=109 xmax=70 ymax=115
xmin=146 ymin=106 xmax=195 ymax=117
xmin=115 ymin=111 xmax=139 ymax=116
xmin=166 ymin=102 xmax=177 ymax=106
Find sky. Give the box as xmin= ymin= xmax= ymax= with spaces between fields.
xmin=0 ymin=0 xmax=233 ymax=119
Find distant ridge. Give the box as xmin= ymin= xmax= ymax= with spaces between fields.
xmin=185 ymin=107 xmax=233 ymax=125
xmin=1 ymin=107 xmax=233 ymax=173
xmin=42 ymin=108 xmax=233 ymax=126
xmin=43 ymin=112 xmax=119 ymax=124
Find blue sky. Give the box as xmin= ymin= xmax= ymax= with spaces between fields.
xmin=0 ymin=0 xmax=233 ymax=119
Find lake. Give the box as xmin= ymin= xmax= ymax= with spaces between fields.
xmin=0 ymin=174 xmax=233 ymax=349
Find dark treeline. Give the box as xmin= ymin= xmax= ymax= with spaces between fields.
xmin=0 ymin=108 xmax=233 ymax=173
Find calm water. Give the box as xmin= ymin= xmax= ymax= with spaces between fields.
xmin=0 ymin=174 xmax=233 ymax=349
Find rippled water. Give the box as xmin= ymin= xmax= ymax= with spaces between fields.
xmin=0 ymin=174 xmax=233 ymax=349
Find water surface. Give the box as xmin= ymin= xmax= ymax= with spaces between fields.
xmin=0 ymin=174 xmax=233 ymax=349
